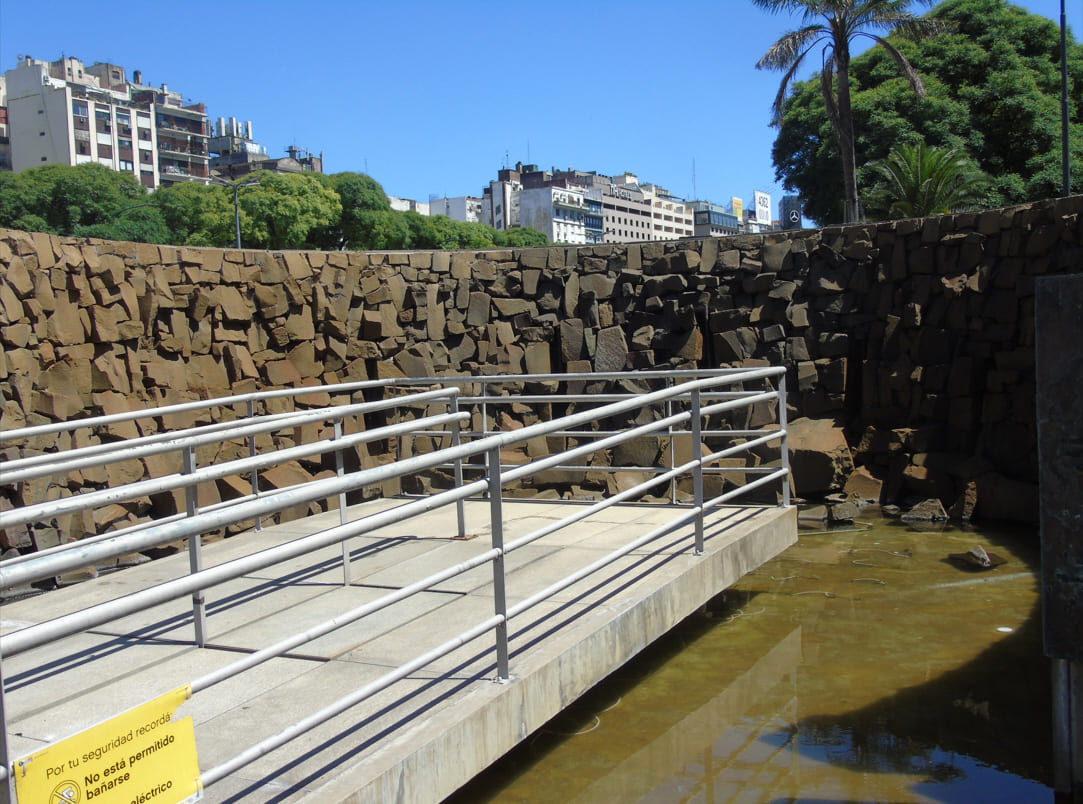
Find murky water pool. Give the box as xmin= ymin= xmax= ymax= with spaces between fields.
xmin=447 ymin=516 xmax=1051 ymax=804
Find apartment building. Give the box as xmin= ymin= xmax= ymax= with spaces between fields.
xmin=687 ymin=200 xmax=741 ymax=237
xmin=209 ymin=117 xmax=323 ymax=179
xmin=4 ymin=55 xmax=209 ymax=188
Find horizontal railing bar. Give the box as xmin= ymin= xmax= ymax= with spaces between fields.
xmin=0 ymin=411 xmax=468 ymax=533
xmin=704 ymin=468 xmax=790 ymax=507
xmin=1 ymin=388 xmax=458 ymax=484
xmin=0 ymin=368 xmax=772 ymax=443
xmin=503 ymin=460 xmax=700 ymax=554
xmin=0 ymin=376 xmax=403 ymax=443
xmin=1 ymin=370 xmax=781 ymax=592
xmin=0 ymin=475 xmax=492 ymax=657
xmin=507 ymin=503 xmax=704 ymax=620
xmin=190 ymin=545 xmax=502 ymax=694
xmin=453 ymin=391 xmax=763 ymax=405
xmin=201 ymin=613 xmax=505 ymax=787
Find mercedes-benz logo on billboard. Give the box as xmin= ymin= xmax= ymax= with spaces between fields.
xmin=788 ymin=209 xmax=800 ymax=223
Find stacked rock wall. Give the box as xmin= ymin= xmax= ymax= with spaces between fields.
xmin=2 ymin=195 xmax=1080 ymax=537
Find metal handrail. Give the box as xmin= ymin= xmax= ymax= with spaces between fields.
xmin=0 ymin=368 xmax=790 ymax=796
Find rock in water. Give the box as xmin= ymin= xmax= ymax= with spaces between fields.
xmin=947 ymin=544 xmax=1007 ymax=571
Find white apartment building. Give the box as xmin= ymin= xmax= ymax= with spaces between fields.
xmin=642 ymin=183 xmax=694 ymax=240
xmin=520 ymin=185 xmax=594 ymax=244
xmin=430 ymin=195 xmax=484 ymax=223
xmin=5 ymin=56 xmax=209 ymax=188
xmin=389 ymin=196 xmax=430 ymax=215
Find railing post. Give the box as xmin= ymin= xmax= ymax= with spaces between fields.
xmin=334 ymin=419 xmax=351 ymax=586
xmin=487 ymin=446 xmax=510 ymax=682
xmin=451 ymin=395 xmax=466 ymax=540
xmin=0 ymin=654 xmax=15 ymax=804
xmin=183 ymin=444 xmax=207 ymax=647
xmin=691 ymin=388 xmax=705 ymax=555
xmin=481 ymin=385 xmax=490 ymax=500
xmin=247 ymin=399 xmax=262 ymax=532
xmin=777 ymin=374 xmax=791 ymax=508
xmin=666 ymin=390 xmax=677 ymax=505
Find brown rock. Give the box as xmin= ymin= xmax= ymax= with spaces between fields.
xmin=787 ymin=417 xmax=855 ymax=495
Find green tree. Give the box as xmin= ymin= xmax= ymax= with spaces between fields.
xmin=496 ymin=227 xmax=550 ymax=247
xmin=864 ymin=140 xmax=988 ymax=218
xmin=0 ymin=163 xmax=150 ymax=236
xmin=154 ymin=182 xmax=235 ymax=246
xmin=310 ymin=172 xmax=393 ymax=249
xmin=755 ymin=0 xmax=943 ymax=223
xmin=238 ymin=171 xmax=342 ymax=250
xmin=773 ymin=0 xmax=1083 ymax=223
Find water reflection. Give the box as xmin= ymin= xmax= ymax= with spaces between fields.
xmin=447 ymin=517 xmax=1051 ymax=804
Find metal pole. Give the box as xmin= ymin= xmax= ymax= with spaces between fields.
xmin=778 ymin=374 xmax=791 ymax=507
xmin=233 ymin=184 xmax=242 ymax=249
xmin=1063 ymin=0 xmax=1072 ymax=197
xmin=487 ymin=446 xmax=510 ymax=681
xmin=247 ymin=399 xmax=262 ymax=532
xmin=335 ymin=419 xmax=350 ymax=585
xmin=451 ymin=396 xmax=466 ymax=539
xmin=0 ymin=654 xmax=14 ymax=804
xmin=691 ymin=388 xmax=705 ymax=555
xmin=183 ymin=445 xmax=207 ymax=647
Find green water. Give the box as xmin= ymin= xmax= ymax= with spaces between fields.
xmin=448 ymin=516 xmax=1051 ymax=804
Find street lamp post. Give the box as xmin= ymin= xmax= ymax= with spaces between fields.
xmin=1061 ymin=0 xmax=1072 ymax=197
xmin=210 ymin=176 xmax=260 ymax=249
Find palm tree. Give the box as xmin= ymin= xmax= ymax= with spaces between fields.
xmin=755 ymin=0 xmax=945 ymax=223
xmin=864 ymin=140 xmax=989 ymax=219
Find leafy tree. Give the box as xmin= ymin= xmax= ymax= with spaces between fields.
xmin=864 ymin=140 xmax=988 ymax=218
xmin=496 ymin=227 xmax=550 ymax=247
xmin=154 ymin=182 xmax=235 ymax=246
xmin=238 ymin=171 xmax=342 ymax=250
xmin=309 ymin=172 xmax=393 ymax=249
xmin=755 ymin=0 xmax=944 ymax=223
xmin=773 ymin=0 xmax=1083 ymax=224
xmin=0 ymin=163 xmax=149 ymax=235
xmin=75 ymin=204 xmax=173 ymax=244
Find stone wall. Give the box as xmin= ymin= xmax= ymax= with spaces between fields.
xmin=1 ymin=196 xmax=1079 ymax=541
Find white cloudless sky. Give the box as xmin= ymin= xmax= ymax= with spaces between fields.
xmin=0 ymin=0 xmax=1077 ymax=218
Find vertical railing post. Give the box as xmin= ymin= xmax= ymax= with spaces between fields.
xmin=487 ymin=446 xmax=510 ymax=682
xmin=777 ymin=373 xmax=791 ymax=508
xmin=666 ymin=377 xmax=677 ymax=505
xmin=0 ymin=654 xmax=15 ymax=804
xmin=183 ymin=444 xmax=207 ymax=647
xmin=691 ymin=387 xmax=705 ymax=555
xmin=247 ymin=399 xmax=262 ymax=532
xmin=451 ymin=394 xmax=466 ymax=540
xmin=334 ymin=419 xmax=351 ymax=586
xmin=481 ymin=384 xmax=490 ymax=500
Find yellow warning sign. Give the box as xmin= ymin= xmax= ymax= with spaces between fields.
xmin=12 ymin=685 xmax=201 ymax=804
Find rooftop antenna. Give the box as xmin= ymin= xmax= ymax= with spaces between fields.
xmin=504 ymin=149 xmax=510 ymax=169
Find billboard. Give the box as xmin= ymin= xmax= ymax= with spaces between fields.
xmin=781 ymin=195 xmax=803 ymax=230
xmin=731 ymin=197 xmax=744 ymax=221
xmin=754 ymin=190 xmax=772 ymax=223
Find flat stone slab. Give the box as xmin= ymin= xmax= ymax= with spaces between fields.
xmin=1 ymin=498 xmax=795 ymax=803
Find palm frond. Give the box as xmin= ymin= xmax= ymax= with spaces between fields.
xmin=870 ymin=35 xmax=927 ymax=98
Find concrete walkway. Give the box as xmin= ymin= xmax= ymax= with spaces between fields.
xmin=1 ymin=497 xmax=795 ymax=804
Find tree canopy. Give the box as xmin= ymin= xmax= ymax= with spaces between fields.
xmin=864 ymin=140 xmax=989 ymax=218
xmin=772 ymin=0 xmax=1083 ymax=224
xmin=0 ymin=164 xmax=550 ymax=250
xmin=755 ymin=0 xmax=942 ymax=223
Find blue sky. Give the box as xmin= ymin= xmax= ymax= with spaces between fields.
xmin=0 ymin=1 xmax=1076 ymax=218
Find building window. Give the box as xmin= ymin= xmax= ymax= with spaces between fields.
xmin=119 ymin=160 xmax=134 ymax=171
xmin=73 ymin=101 xmax=88 ymax=117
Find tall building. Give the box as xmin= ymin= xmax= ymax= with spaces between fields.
xmin=687 ymin=200 xmax=741 ymax=237
xmin=5 ymin=55 xmax=209 ymax=188
xmin=0 ymin=75 xmax=10 ymax=172
xmin=430 ymin=195 xmax=484 ymax=223
xmin=209 ymin=117 xmax=323 ymax=179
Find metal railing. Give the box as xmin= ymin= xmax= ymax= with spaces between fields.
xmin=0 ymin=368 xmax=789 ymax=801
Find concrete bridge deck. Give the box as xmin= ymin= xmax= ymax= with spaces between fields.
xmin=1 ymin=497 xmax=795 ymax=804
